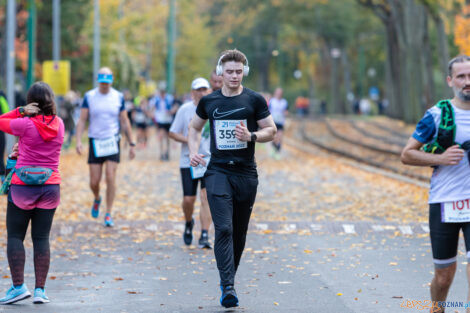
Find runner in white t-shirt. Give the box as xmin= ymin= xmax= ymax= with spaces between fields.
xmin=75 ymin=67 xmax=136 ymax=227
xmin=169 ymin=78 xmax=212 ymax=249
xmin=402 ymin=55 xmax=470 ymax=313
xmin=268 ymin=87 xmax=288 ymax=157
xmin=149 ymin=83 xmax=176 ymax=161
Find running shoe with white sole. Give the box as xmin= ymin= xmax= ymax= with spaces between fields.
xmin=198 ymin=231 xmax=212 ymax=249
xmin=33 ymin=288 xmax=50 ymax=304
xmin=183 ymin=219 xmax=194 ymax=245
xmin=104 ymin=213 xmax=114 ymax=227
xmin=0 ymin=284 xmax=31 ymax=305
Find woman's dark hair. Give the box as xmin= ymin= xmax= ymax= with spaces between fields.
xmin=26 ymin=82 xmax=56 ymax=115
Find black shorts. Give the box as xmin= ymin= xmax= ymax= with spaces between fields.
xmin=157 ymin=123 xmax=171 ymax=132
xmin=429 ymin=203 xmax=470 ymax=267
xmin=136 ymin=123 xmax=147 ymax=130
xmin=275 ymin=123 xmax=284 ymax=131
xmin=88 ymin=138 xmax=120 ymax=164
xmin=180 ymin=168 xmax=205 ymax=196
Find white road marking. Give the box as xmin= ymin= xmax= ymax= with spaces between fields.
xmin=399 ymin=225 xmax=413 ymax=235
xmin=255 ymin=223 xmax=269 ymax=231
xmin=342 ymin=224 xmax=356 ymax=234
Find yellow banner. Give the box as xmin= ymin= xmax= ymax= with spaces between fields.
xmin=139 ymin=80 xmax=156 ymax=98
xmin=42 ymin=61 xmax=71 ymax=96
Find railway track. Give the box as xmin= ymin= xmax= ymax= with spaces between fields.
xmin=348 ymin=120 xmax=408 ymax=147
xmin=289 ymin=117 xmax=432 ymax=182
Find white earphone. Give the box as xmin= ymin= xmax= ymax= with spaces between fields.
xmin=216 ymin=54 xmax=250 ymax=76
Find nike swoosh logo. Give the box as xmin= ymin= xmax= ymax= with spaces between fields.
xmin=213 ymin=107 xmax=245 ymax=119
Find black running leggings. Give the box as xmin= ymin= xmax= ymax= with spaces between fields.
xmin=6 ymin=201 xmax=56 ymax=288
xmin=205 ymin=169 xmax=258 ymax=286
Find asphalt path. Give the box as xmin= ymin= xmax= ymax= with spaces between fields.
xmin=0 ymin=124 xmax=467 ymax=313
xmin=0 ymin=224 xmax=468 ymax=313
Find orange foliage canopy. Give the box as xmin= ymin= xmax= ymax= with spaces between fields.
xmin=455 ymin=5 xmax=470 ymax=55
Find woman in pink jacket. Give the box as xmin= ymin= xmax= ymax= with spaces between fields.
xmin=0 ymin=82 xmax=64 ymax=305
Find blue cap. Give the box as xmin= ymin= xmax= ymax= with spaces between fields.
xmin=97 ymin=73 xmax=113 ymax=84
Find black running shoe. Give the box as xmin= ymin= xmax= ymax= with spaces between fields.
xmin=183 ymin=219 xmax=194 ymax=245
xmin=220 ymin=285 xmax=239 ymax=308
xmin=198 ymin=231 xmax=212 ymax=249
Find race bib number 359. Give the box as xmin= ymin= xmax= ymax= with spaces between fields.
xmin=441 ymin=199 xmax=470 ymax=223
xmin=215 ymin=120 xmax=248 ymax=150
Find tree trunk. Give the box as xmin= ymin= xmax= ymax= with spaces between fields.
xmin=384 ymin=19 xmax=402 ymax=119
xmin=389 ymin=0 xmax=426 ymax=123
xmin=358 ymin=0 xmax=431 ymax=122
xmin=422 ymin=13 xmax=435 ymax=109
xmin=341 ymin=50 xmax=352 ymax=114
xmin=330 ymin=52 xmax=339 ymax=113
xmin=434 ymin=16 xmax=452 ymax=98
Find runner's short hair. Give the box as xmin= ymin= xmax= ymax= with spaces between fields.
xmin=26 ymin=82 xmax=56 ymax=115
xmin=219 ymin=49 xmax=248 ymax=65
xmin=448 ymin=55 xmax=470 ymax=76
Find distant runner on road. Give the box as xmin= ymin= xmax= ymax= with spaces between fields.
xmin=75 ymin=67 xmax=136 ymax=227
xmin=401 ymin=55 xmax=470 ymax=313
xmin=149 ymin=83 xmax=176 ymax=161
xmin=188 ymin=49 xmax=276 ymax=308
xmin=268 ymin=87 xmax=288 ymax=158
xmin=169 ymin=78 xmax=212 ymax=249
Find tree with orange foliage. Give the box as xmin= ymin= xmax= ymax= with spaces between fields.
xmin=454 ymin=4 xmax=470 ymax=55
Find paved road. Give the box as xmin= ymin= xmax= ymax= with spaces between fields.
xmin=0 ymin=126 xmax=466 ymax=312
xmin=1 ymin=223 xmax=467 ymax=313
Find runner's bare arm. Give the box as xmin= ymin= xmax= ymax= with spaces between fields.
xmin=75 ymin=108 xmax=89 ymax=155
xmin=254 ymin=115 xmax=277 ymax=143
xmin=188 ymin=115 xmax=206 ymax=166
xmin=235 ymin=116 xmax=276 ymax=142
xmin=169 ymin=131 xmax=188 ymax=144
xmin=401 ymin=137 xmax=464 ymax=166
xmin=120 ymin=110 xmax=135 ymax=144
xmin=120 ymin=110 xmax=136 ymax=160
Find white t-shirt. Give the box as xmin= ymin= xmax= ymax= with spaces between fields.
xmin=413 ymin=102 xmax=470 ymax=203
xmin=269 ymin=98 xmax=288 ymax=125
xmin=150 ymin=94 xmax=174 ymax=124
xmin=169 ymin=101 xmax=211 ymax=168
xmin=82 ymin=88 xmax=124 ymax=139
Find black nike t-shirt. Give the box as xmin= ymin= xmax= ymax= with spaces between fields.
xmin=196 ymin=87 xmax=270 ymax=170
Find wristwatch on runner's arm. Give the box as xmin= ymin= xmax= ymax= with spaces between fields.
xmin=129 ymin=142 xmax=136 ymax=147
xmin=251 ymin=132 xmax=257 ymax=142
xmin=18 ymin=107 xmax=25 ymax=117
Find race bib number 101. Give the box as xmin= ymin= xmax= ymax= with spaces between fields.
xmin=215 ymin=120 xmax=248 ymax=150
xmin=441 ymin=199 xmax=470 ymax=223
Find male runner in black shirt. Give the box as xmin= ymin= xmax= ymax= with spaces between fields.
xmin=188 ymin=49 xmax=276 ymax=308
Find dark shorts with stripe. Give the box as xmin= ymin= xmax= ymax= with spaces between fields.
xmin=429 ymin=203 xmax=470 ymax=267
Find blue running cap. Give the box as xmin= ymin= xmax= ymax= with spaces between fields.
xmin=97 ymin=73 xmax=113 ymax=84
